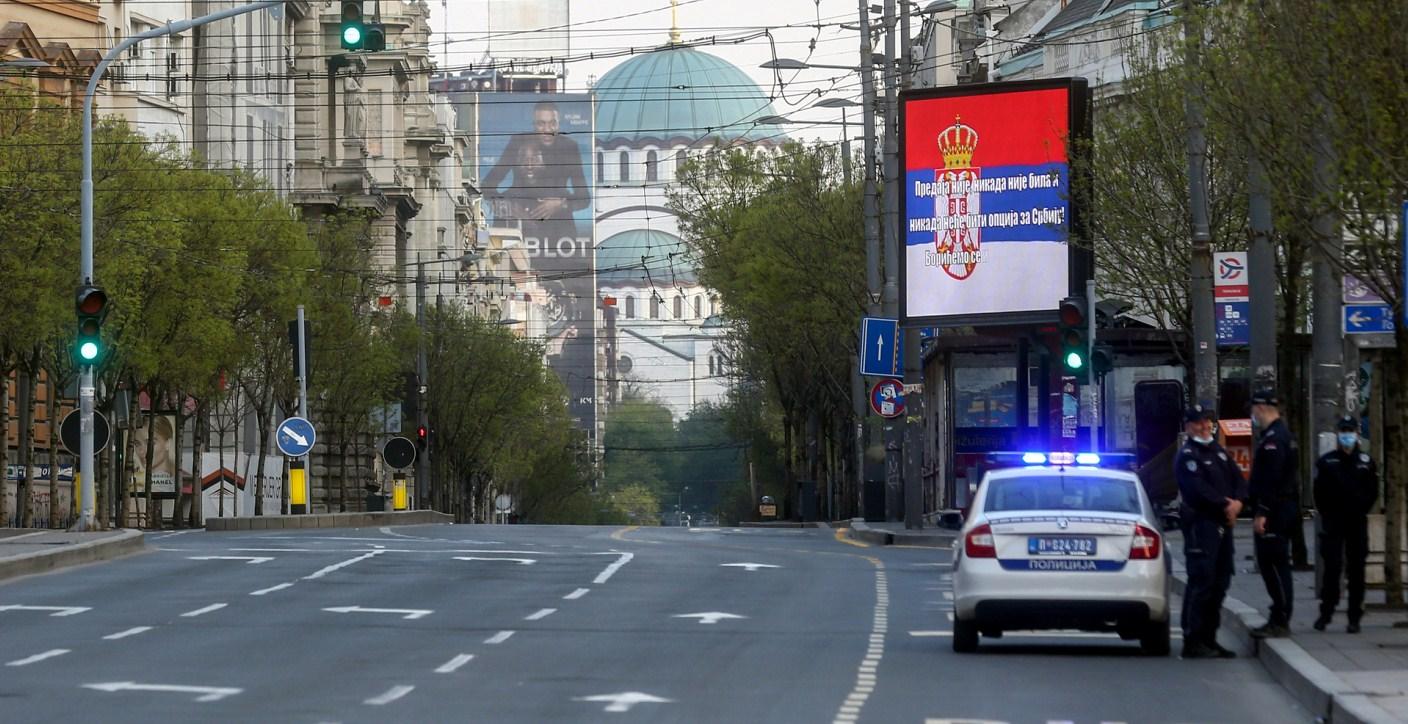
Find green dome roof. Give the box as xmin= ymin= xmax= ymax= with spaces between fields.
xmin=594 ymin=47 xmax=779 ymax=147
xmin=596 ymin=229 xmax=698 ymax=286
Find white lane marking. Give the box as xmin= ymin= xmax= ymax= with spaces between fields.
xmin=6 ymin=649 xmax=70 ymax=666
xmin=574 ymin=692 xmax=674 ymax=713
xmin=233 ymin=547 xmax=538 ymax=554
xmin=673 ymin=612 xmax=746 ymax=625
xmin=103 ymin=626 xmax=153 ymax=640
xmin=302 ymin=550 xmax=385 ymax=580
xmin=484 ymin=630 xmax=515 ymax=645
xmin=910 ymin=563 xmax=947 ymax=567
xmin=322 ymin=606 xmax=432 ymax=620
xmin=231 ymin=548 xmax=317 ymax=552
xmin=250 ymin=582 xmax=295 ymax=596
xmin=453 ymin=556 xmax=536 ymax=565
xmin=591 ymin=552 xmax=634 ymax=584
xmin=0 ymin=605 xmax=91 ymax=617
xmin=187 ymin=556 xmax=273 ymax=564
xmin=149 ymin=530 xmax=196 ymax=540
xmin=82 ymin=682 xmax=242 ymax=702
xmin=363 ymin=685 xmax=415 ymax=706
xmin=720 ymin=562 xmax=780 ymax=572
xmin=435 ymin=654 xmax=474 ymax=674
xmin=564 ymin=588 xmax=590 ymax=600
xmin=180 ymin=603 xmax=227 ymax=618
xmin=2 ymin=531 xmax=47 ymax=541
xmin=833 ymin=560 xmax=886 ymax=724
xmin=525 ymin=608 xmax=557 ymax=621
xmin=907 ymin=630 xmax=1183 ymax=640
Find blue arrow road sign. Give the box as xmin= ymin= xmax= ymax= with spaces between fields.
xmin=1344 ymin=304 xmax=1394 ymax=334
xmin=860 ymin=317 xmax=901 ymax=377
xmin=276 ymin=416 xmax=317 ymax=457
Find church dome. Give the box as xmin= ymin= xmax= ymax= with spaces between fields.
xmin=596 ymin=229 xmax=698 ymax=286
xmin=594 ymin=46 xmax=779 ymax=148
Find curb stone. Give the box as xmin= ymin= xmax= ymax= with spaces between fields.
xmin=205 ymin=510 xmax=453 ymax=531
xmin=0 ymin=529 xmax=146 ymax=582
xmin=847 ymin=519 xmax=955 ymax=548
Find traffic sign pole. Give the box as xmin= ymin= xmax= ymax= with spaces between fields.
xmin=296 ymin=304 xmax=310 ymax=512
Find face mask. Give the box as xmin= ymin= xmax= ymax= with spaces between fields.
xmin=1193 ymin=435 xmax=1214 ymax=445
xmin=1338 ymin=433 xmax=1358 ymax=448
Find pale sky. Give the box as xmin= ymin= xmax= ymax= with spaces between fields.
xmin=426 ymin=0 xmax=876 ymax=143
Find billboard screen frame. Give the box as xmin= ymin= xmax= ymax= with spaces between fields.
xmin=898 ymin=77 xmax=1091 ymax=329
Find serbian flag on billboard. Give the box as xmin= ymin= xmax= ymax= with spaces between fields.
xmin=902 ymin=82 xmax=1082 ymax=324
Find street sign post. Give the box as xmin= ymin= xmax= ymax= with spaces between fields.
xmin=1214 ymin=251 xmax=1250 ymax=346
xmin=60 ymin=409 xmax=110 ymax=456
xmin=860 ymin=317 xmax=901 ymax=377
xmin=869 ymin=378 xmax=905 ymax=418
xmin=275 ymin=416 xmax=316 ymax=458
xmin=381 ymin=436 xmax=415 ymax=470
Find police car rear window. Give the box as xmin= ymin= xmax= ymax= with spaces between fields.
xmin=986 ymin=475 xmax=1141 ymax=514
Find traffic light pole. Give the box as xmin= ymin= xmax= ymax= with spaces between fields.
xmin=77 ymin=1 xmax=283 ymax=530
xmin=1087 ymin=277 xmax=1098 ymax=454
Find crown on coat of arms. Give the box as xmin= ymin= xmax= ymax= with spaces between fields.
xmin=937 ymin=115 xmax=978 ymax=168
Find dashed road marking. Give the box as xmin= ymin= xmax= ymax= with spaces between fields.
xmin=591 ymin=552 xmax=634 ymax=584
xmin=303 ymin=550 xmax=385 ymax=580
xmin=103 ymin=626 xmax=153 ymax=640
xmin=180 ymin=603 xmax=227 ymax=618
xmin=364 ymin=685 xmax=414 ymax=706
xmin=525 ymin=608 xmax=557 ymax=621
xmin=832 ymin=558 xmax=886 ymax=724
xmin=564 ymin=588 xmax=590 ymax=600
xmin=250 ymin=582 xmax=295 ymax=596
xmin=6 ymin=649 xmax=69 ymax=666
xmin=484 ymin=630 xmax=515 ymax=645
xmin=434 ymin=654 xmax=474 ymax=674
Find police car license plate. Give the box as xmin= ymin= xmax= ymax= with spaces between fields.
xmin=1029 ymin=536 xmax=1096 ymax=556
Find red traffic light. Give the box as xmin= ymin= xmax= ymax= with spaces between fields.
xmin=417 ymin=426 xmax=427 ymax=440
xmin=1058 ymin=297 xmax=1085 ymax=327
xmin=76 ymin=286 xmax=108 ymax=316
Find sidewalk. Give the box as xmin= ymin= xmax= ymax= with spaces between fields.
xmin=847 ymin=518 xmax=956 ymax=547
xmin=0 ymin=528 xmax=145 ymax=583
xmin=1168 ymin=521 xmax=1408 ymax=724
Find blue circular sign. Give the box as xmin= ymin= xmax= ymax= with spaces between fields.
xmin=870 ymin=378 xmax=905 ymax=419
xmin=276 ymin=416 xmax=317 ymax=457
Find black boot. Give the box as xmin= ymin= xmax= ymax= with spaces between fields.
xmin=1347 ymin=619 xmax=1362 ymax=634
xmin=1250 ymin=622 xmax=1290 ymax=639
xmin=1313 ymin=611 xmax=1332 ymax=632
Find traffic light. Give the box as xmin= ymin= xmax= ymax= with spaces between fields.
xmin=74 ymin=285 xmax=109 ymax=366
xmin=1058 ymin=296 xmax=1090 ymax=383
xmin=364 ymin=22 xmax=386 ymax=52
xmin=1091 ymin=343 xmax=1115 ymax=379
xmin=416 ymin=425 xmax=428 ymax=449
xmin=340 ymin=1 xmax=365 ymax=50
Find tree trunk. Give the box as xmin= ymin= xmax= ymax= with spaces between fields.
xmin=121 ymin=390 xmax=139 ymax=527
xmin=190 ymin=401 xmax=204 ymax=529
xmin=1 ymin=369 xmax=10 ymax=527
xmin=338 ymin=438 xmax=350 ymax=513
xmin=1383 ymin=328 xmax=1407 ymax=606
xmin=142 ymin=408 xmax=157 ymax=528
xmin=17 ymin=366 xmax=34 ymax=528
xmin=47 ymin=376 xmax=59 ymax=529
xmin=171 ymin=401 xmax=187 ymax=529
xmin=253 ymin=386 xmax=270 ymax=516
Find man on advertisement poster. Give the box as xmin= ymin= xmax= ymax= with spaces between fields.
xmin=479 ymin=95 xmax=595 ymax=430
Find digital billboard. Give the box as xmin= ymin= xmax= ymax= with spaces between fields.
xmin=900 ymin=79 xmax=1089 ymax=326
xmin=478 ymin=93 xmax=596 ymax=432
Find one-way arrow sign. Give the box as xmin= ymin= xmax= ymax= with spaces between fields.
xmin=574 ymin=691 xmax=674 ymax=713
xmin=860 ymin=317 xmax=901 ymax=377
xmin=673 ymin=612 xmax=747 ymax=625
xmin=82 ymin=682 xmax=243 ymax=702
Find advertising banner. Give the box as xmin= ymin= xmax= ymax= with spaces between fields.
xmin=478 ymin=93 xmax=596 ymax=431
xmin=901 ymin=79 xmax=1088 ymax=326
xmin=129 ymin=414 xmax=177 ymax=495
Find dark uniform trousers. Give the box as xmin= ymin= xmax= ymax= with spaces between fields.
xmin=1254 ymin=512 xmax=1296 ymax=627
xmin=1182 ymin=517 xmax=1235 ymax=646
xmin=1320 ymin=523 xmax=1369 ymax=621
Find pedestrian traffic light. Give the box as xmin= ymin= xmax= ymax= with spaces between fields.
xmin=340 ymin=1 xmax=365 ymax=50
xmin=416 ymin=425 xmax=428 ymax=449
xmin=74 ymin=285 xmax=108 ymax=366
xmin=1058 ymin=296 xmax=1090 ymax=383
xmin=364 ymin=22 xmax=386 ymax=52
xmin=1091 ymin=343 xmax=1115 ymax=379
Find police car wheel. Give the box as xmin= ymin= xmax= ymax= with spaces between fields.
xmin=952 ymin=618 xmax=979 ymax=653
xmin=1139 ymin=619 xmax=1170 ymax=656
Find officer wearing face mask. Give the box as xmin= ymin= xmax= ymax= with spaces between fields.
xmin=1174 ymin=405 xmax=1247 ymax=659
xmin=1313 ymin=416 xmax=1379 ymax=633
xmin=1247 ymin=390 xmax=1299 ymax=638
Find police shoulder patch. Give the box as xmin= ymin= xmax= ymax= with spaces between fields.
xmin=1265 ymin=443 xmax=1277 ymax=450
xmin=1186 ymin=460 xmax=1199 ymax=472
xmin=1360 ymin=453 xmax=1371 ymax=463
xmin=1217 ymin=452 xmax=1228 ymax=461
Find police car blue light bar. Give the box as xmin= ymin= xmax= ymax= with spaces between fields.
xmin=1076 ymin=453 xmax=1101 ymax=465
xmin=985 ymin=451 xmax=1139 ymax=470
xmin=1021 ymin=452 xmax=1047 ymax=464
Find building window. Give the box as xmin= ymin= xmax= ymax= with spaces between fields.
xmin=673 ymin=295 xmax=683 ymax=319
xmin=596 ymin=151 xmax=604 ymax=182
xmin=675 ymin=149 xmax=688 ymax=176
xmin=710 ymin=296 xmax=719 ymax=316
xmin=619 ymin=150 xmax=631 ymax=182
xmin=246 ymin=116 xmax=255 ymax=169
xmin=708 ymin=355 xmax=715 ymax=377
xmin=650 ymin=294 xmax=660 ymax=319
xmin=646 ymin=150 xmax=659 ymax=181
xmin=624 ymin=295 xmax=635 ymax=319
xmin=693 ymin=295 xmax=703 ymax=318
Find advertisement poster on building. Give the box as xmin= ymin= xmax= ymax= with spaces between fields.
xmin=900 ymin=79 xmax=1089 ymax=326
xmin=129 ymin=414 xmax=177 ymax=495
xmin=478 ymin=93 xmax=596 ymax=432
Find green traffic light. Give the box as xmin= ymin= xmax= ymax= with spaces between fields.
xmin=79 ymin=341 xmax=99 ymax=361
xmin=1065 ymin=351 xmax=1085 ymax=369
xmin=343 ymin=25 xmax=362 ymax=46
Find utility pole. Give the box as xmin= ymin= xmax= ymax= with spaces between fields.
xmin=1248 ymin=152 xmax=1277 ymax=389
xmin=880 ymin=0 xmax=903 ymax=523
xmin=415 ymin=257 xmax=431 ymax=509
xmin=76 ymin=0 xmax=284 ymax=530
xmin=857 ymin=0 xmax=882 ymax=521
xmin=1182 ymin=0 xmax=1217 ymax=410
xmin=1310 ymin=126 xmax=1344 ymax=447
xmin=899 ymin=0 xmax=923 ymax=529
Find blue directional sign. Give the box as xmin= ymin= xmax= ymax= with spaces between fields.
xmin=276 ymin=416 xmax=317 ymax=457
xmin=1344 ymin=304 xmax=1394 ymax=334
xmin=860 ymin=317 xmax=901 ymax=377
xmin=1216 ymin=301 xmax=1250 ymax=346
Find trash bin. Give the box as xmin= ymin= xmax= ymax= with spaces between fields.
xmin=758 ymin=495 xmax=778 ymax=521
xmin=364 ymin=483 xmax=386 ymax=512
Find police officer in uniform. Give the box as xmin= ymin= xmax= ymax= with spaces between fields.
xmin=1313 ymin=416 xmax=1379 ymax=633
xmin=1175 ymin=405 xmax=1247 ymax=659
xmin=1248 ymin=390 xmax=1299 ymax=638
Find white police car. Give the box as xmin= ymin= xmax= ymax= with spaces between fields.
xmin=951 ymin=452 xmax=1170 ymax=655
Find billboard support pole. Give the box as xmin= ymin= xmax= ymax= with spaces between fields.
xmin=881 ymin=0 xmax=903 ymax=523
xmin=856 ymin=0 xmax=882 ymax=522
xmin=1183 ymin=0 xmax=1218 ymax=411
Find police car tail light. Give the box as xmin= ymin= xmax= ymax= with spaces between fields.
xmin=965 ymin=524 xmax=996 ymax=558
xmin=1130 ymin=524 xmax=1161 ymax=560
